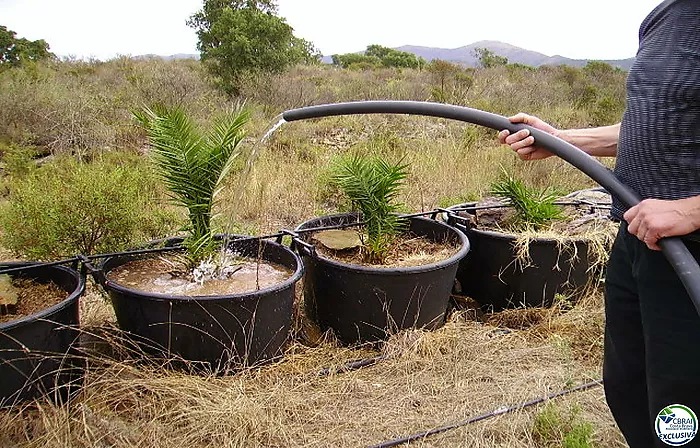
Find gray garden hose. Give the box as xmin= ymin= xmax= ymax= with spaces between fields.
xmin=283 ymin=100 xmax=700 ymax=314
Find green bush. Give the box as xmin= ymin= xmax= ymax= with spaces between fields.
xmin=0 ymin=154 xmax=180 ymax=259
xmin=533 ymin=403 xmax=594 ymax=448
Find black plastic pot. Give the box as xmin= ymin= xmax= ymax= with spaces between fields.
xmin=0 ymin=263 xmax=85 ymax=407
xmin=295 ymin=213 xmax=470 ymax=344
xmin=448 ymin=205 xmax=594 ymax=311
xmin=99 ymin=237 xmax=303 ymax=369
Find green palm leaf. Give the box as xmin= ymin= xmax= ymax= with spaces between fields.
xmin=490 ymin=168 xmax=564 ymax=231
xmin=134 ymin=105 xmax=249 ymax=265
xmin=331 ymin=155 xmax=410 ymax=263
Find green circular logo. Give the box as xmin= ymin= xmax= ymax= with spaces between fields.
xmin=656 ymin=404 xmax=698 ymax=446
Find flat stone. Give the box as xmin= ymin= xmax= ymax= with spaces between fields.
xmin=0 ymin=274 xmax=18 ymax=306
xmin=314 ymin=230 xmax=362 ymax=250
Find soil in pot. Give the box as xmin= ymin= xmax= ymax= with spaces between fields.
xmin=466 ymin=195 xmax=614 ymax=237
xmin=0 ymin=276 xmax=66 ymax=325
xmin=313 ymin=230 xmax=460 ymax=268
xmin=106 ymin=253 xmax=293 ymax=296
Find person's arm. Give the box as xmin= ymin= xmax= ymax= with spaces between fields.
xmin=557 ymin=124 xmax=620 ymax=157
xmin=498 ymin=113 xmax=620 ymax=160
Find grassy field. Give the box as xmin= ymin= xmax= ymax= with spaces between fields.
xmin=0 ymin=58 xmax=629 ymax=447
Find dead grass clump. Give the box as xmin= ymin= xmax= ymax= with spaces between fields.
xmin=487 ymin=307 xmax=550 ymax=330
xmin=477 ymin=289 xmax=604 ymax=366
xmin=511 ymin=218 xmax=617 ymax=277
xmin=528 ymin=292 xmax=606 ymax=365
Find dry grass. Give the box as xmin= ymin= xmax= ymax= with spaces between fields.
xmin=0 ymin=289 xmax=623 ymax=448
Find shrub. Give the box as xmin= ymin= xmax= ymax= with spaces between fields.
xmin=533 ymin=403 xmax=594 ymax=448
xmin=0 ymin=153 xmax=180 ymax=259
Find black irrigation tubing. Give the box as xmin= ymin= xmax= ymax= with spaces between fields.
xmin=0 ymin=246 xmax=185 ymax=276
xmin=0 ymin=197 xmax=615 ymax=278
xmin=448 ymin=201 xmax=613 ymax=213
xmin=0 ymin=256 xmax=81 ymax=276
xmin=367 ymin=379 xmax=604 ymax=448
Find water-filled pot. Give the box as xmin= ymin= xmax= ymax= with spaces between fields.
xmin=99 ymin=237 xmax=303 ymax=369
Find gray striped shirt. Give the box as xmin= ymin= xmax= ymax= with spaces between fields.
xmin=612 ymin=0 xmax=700 ymax=220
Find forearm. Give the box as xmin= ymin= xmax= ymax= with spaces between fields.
xmin=556 ymin=123 xmax=620 ymax=157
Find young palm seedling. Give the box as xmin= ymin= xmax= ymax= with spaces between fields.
xmin=490 ymin=169 xmax=564 ymax=231
xmin=133 ymin=105 xmax=249 ymax=274
xmin=331 ymin=155 xmax=410 ymax=264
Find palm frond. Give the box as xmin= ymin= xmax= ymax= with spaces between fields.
xmin=331 ymin=155 xmax=410 ymax=263
xmin=490 ymin=169 xmax=564 ymax=231
xmin=134 ymin=105 xmax=249 ymax=265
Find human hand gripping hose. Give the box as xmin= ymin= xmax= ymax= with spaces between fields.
xmin=282 ymin=100 xmax=700 ymax=314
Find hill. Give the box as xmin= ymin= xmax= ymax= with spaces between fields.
xmin=322 ymin=40 xmax=634 ymax=70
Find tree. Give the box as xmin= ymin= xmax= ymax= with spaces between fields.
xmin=473 ymin=47 xmax=508 ymax=68
xmin=0 ymin=25 xmax=53 ymax=69
xmin=427 ymin=59 xmax=473 ymax=103
xmin=332 ymin=45 xmax=424 ymax=70
xmin=331 ymin=53 xmax=381 ymax=69
xmin=188 ymin=0 xmax=319 ymax=95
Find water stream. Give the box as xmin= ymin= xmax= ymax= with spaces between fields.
xmin=222 ymin=114 xmax=287 ymax=243
xmin=182 ymin=114 xmax=290 ymax=291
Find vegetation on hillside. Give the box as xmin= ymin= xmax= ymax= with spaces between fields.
xmin=473 ymin=47 xmax=509 ymax=68
xmin=0 ymin=52 xmax=626 ymax=256
xmin=332 ymin=44 xmax=426 ymax=70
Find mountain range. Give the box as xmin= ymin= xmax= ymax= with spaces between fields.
xmin=151 ymin=40 xmax=635 ymax=70
xmin=322 ymin=40 xmax=635 ymax=70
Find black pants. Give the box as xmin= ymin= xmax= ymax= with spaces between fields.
xmin=604 ymin=223 xmax=700 ymax=447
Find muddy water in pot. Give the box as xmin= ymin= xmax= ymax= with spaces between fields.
xmin=107 ymin=255 xmax=292 ymax=296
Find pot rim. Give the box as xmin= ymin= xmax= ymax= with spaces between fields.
xmin=446 ymin=203 xmax=597 ymax=245
xmin=0 ymin=263 xmax=85 ymax=331
xmin=295 ymin=213 xmax=470 ymax=275
xmin=101 ymin=237 xmax=304 ymax=302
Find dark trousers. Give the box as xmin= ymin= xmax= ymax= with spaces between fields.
xmin=604 ymin=223 xmax=700 ymax=447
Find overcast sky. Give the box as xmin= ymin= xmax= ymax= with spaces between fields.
xmin=0 ymin=0 xmax=664 ymax=61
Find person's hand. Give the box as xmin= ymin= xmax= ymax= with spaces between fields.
xmin=624 ymin=198 xmax=700 ymax=251
xmin=497 ymin=113 xmax=558 ymax=161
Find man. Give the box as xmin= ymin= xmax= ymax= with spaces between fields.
xmin=497 ymin=1 xmax=700 ymax=446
